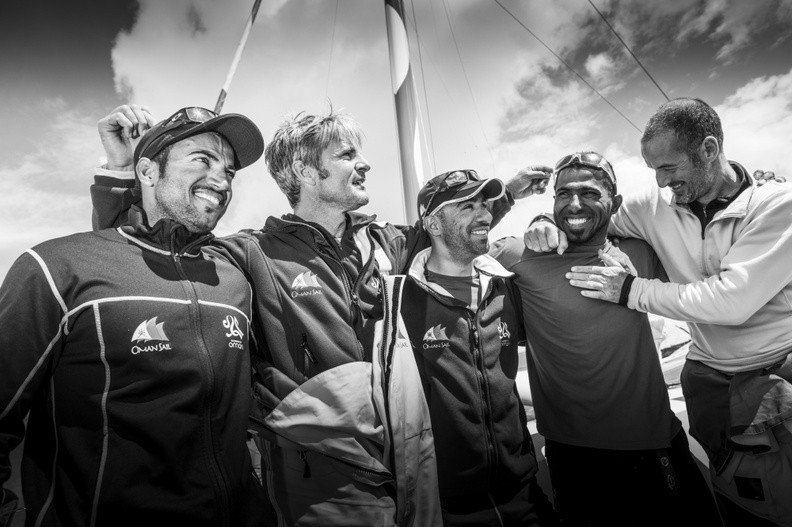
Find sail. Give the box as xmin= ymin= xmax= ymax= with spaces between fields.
xmin=384 ymin=0 xmax=429 ymax=225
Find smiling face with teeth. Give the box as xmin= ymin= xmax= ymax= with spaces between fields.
xmin=144 ymin=132 xmax=237 ymax=234
xmin=553 ymin=166 xmax=621 ymax=245
xmin=641 ymin=132 xmax=720 ymax=205
xmin=434 ymin=195 xmax=493 ymax=264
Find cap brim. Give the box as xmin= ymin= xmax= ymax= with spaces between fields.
xmin=136 ymin=113 xmax=264 ymax=170
xmin=177 ymin=113 xmax=264 ymax=170
xmin=430 ymin=178 xmax=506 ymax=216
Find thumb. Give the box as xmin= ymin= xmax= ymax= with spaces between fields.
xmin=556 ymin=231 xmax=569 ymax=255
xmin=598 ymin=249 xmax=621 ymax=267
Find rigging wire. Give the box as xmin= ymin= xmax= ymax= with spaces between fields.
xmin=491 ymin=0 xmax=643 ymax=134
xmin=588 ymin=0 xmax=670 ymax=102
xmin=409 ymin=0 xmax=437 ymax=175
xmin=325 ymin=0 xmax=340 ymax=97
xmin=441 ymin=0 xmax=497 ymax=174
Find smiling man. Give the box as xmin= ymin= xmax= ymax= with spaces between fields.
xmin=378 ymin=170 xmax=558 ymax=525
xmin=89 ymin=107 xmax=553 ymax=526
xmin=0 ymin=107 xmax=267 ymax=527
xmin=491 ymin=152 xmax=720 ymax=526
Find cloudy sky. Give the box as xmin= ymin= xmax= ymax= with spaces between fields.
xmin=2 ymin=0 xmax=792 ymax=279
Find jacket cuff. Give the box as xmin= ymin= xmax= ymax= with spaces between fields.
xmin=619 ymin=274 xmax=636 ymax=306
xmin=96 ymin=165 xmax=135 ymax=180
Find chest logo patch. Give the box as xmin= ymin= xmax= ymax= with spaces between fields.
xmin=291 ymin=271 xmax=323 ymax=298
xmin=423 ymin=324 xmax=449 ymax=349
xmin=224 ymin=315 xmax=245 ymax=350
xmin=131 ymin=317 xmax=172 ymax=354
xmin=498 ymin=321 xmax=512 ymax=346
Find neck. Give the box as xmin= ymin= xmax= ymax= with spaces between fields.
xmin=293 ymin=199 xmax=348 ymax=237
xmin=698 ymin=157 xmax=740 ymax=206
xmin=425 ymin=246 xmax=476 ymax=277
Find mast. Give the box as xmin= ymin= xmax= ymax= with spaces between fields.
xmin=214 ymin=0 xmax=263 ymax=114
xmin=384 ymin=0 xmax=429 ymax=224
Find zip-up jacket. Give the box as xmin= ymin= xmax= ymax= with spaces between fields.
xmin=0 ymin=206 xmax=263 ymax=527
xmin=396 ymin=249 xmax=539 ymax=501
xmin=610 ymin=163 xmax=792 ymax=372
xmin=89 ymin=172 xmax=514 ymax=525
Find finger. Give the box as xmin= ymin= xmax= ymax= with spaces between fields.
xmin=598 ymin=250 xmax=622 ymax=268
xmin=557 ymin=231 xmax=569 ymax=255
xmin=568 ymin=278 xmax=602 ymax=290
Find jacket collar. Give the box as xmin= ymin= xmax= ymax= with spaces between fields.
xmin=407 ymin=247 xmax=512 ymax=302
xmin=119 ymin=204 xmax=212 ymax=256
xmin=667 ymin=161 xmax=755 ymax=219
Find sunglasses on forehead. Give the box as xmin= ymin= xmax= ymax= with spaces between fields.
xmin=421 ymin=169 xmax=480 ymax=218
xmin=554 ymin=152 xmax=617 ymax=190
xmin=166 ymin=107 xmax=218 ymax=125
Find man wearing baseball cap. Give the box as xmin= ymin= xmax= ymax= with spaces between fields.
xmin=0 ymin=106 xmax=268 ymax=526
xmin=375 ymin=169 xmax=559 ymax=525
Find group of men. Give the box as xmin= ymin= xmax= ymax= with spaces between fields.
xmin=1 ymin=96 xmax=790 ymax=527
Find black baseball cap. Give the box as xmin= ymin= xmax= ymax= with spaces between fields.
xmin=417 ymin=169 xmax=506 ymax=218
xmin=133 ymin=107 xmax=264 ymax=170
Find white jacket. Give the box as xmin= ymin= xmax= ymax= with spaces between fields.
xmin=611 ymin=164 xmax=792 ymax=372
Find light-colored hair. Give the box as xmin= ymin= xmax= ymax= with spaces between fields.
xmin=265 ymin=109 xmax=364 ymax=207
xmin=641 ymin=98 xmax=724 ymax=162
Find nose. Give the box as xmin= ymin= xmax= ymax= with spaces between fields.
xmin=655 ymin=171 xmax=669 ymax=188
xmin=477 ymin=204 xmax=493 ymax=223
xmin=206 ymin=166 xmax=232 ymax=191
xmin=568 ymin=193 xmax=582 ymax=211
xmin=355 ymin=154 xmax=371 ymax=174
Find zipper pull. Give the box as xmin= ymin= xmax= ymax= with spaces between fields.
xmin=302 ymin=334 xmax=318 ymax=364
xmin=299 ymin=450 xmax=311 ymax=478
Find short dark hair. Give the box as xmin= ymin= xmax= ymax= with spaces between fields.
xmin=641 ymin=98 xmax=723 ymax=160
xmin=152 ymin=144 xmax=174 ymax=180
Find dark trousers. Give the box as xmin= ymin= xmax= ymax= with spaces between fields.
xmin=544 ymin=430 xmax=723 ymax=526
xmin=440 ymin=475 xmax=560 ymax=526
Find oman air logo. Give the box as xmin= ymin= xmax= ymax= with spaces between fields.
xmin=498 ymin=322 xmax=512 ymax=346
xmin=291 ymin=271 xmax=323 ymax=298
xmin=224 ymin=315 xmax=245 ymax=350
xmin=131 ymin=317 xmax=172 ymax=355
xmin=423 ymin=324 xmax=450 ymax=350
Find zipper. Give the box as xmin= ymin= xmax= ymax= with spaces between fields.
xmin=172 ymin=233 xmax=232 ymax=527
xmin=469 ymin=311 xmax=497 ymax=486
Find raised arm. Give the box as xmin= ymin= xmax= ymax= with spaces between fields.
xmin=91 ymin=105 xmax=155 ymax=229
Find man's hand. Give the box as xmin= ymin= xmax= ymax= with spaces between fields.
xmin=505 ymin=165 xmax=553 ymax=199
xmin=98 ymin=104 xmax=156 ymax=171
xmin=754 ymin=169 xmax=786 ymax=185
xmin=565 ymin=250 xmax=629 ymax=303
xmin=524 ymin=218 xmax=568 ymax=255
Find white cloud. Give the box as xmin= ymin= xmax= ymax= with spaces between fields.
xmin=0 ymin=99 xmax=101 ymax=277
xmin=717 ymin=68 xmax=792 ymax=174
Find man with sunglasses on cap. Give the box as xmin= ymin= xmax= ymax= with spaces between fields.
xmin=491 ymin=152 xmax=721 ymax=526
xmin=0 ymin=106 xmax=268 ymax=526
xmin=374 ymin=169 xmax=558 ymax=526
xmin=89 ymin=106 xmax=551 ymax=526
xmin=525 ymin=98 xmax=792 ymax=526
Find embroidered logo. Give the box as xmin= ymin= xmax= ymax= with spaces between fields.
xmin=223 ymin=315 xmax=245 ymax=350
xmin=291 ymin=271 xmax=323 ymax=298
xmin=423 ymin=324 xmax=449 ymax=349
xmin=498 ymin=322 xmax=512 ymax=346
xmin=131 ymin=317 xmax=172 ymax=354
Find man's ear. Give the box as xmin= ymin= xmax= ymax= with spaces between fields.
xmin=292 ymin=159 xmax=317 ymax=187
xmin=136 ymin=158 xmax=157 ymax=187
xmin=423 ymin=215 xmax=442 ymax=237
xmin=699 ymin=135 xmax=720 ymax=164
xmin=610 ymin=194 xmax=623 ymax=215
